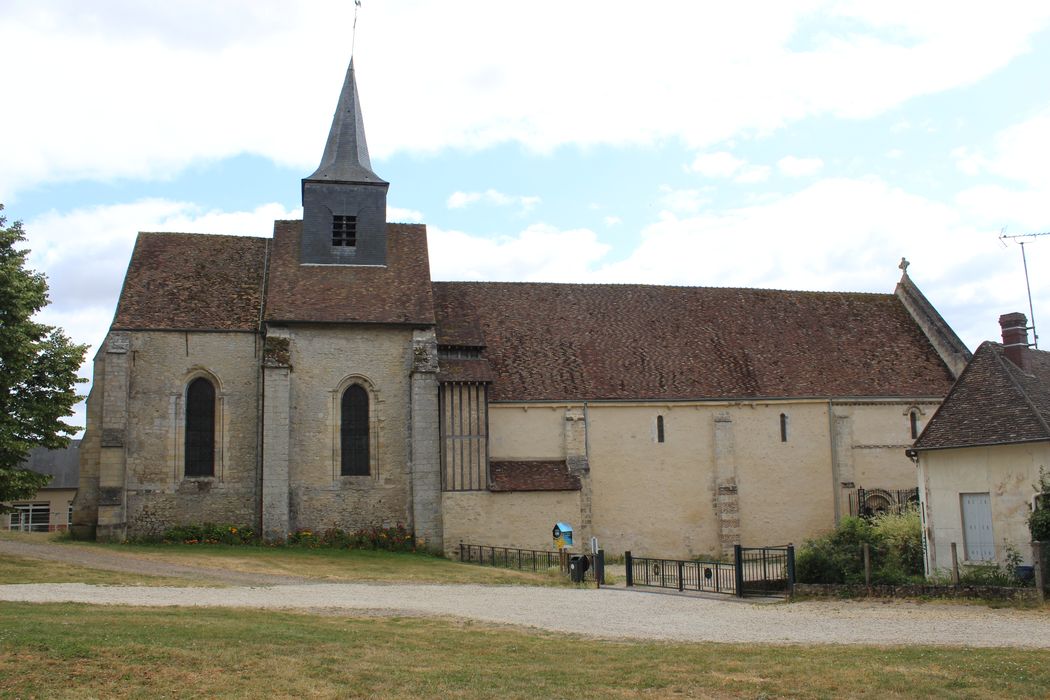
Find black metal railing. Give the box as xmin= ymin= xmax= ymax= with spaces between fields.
xmin=625 ymin=544 xmax=795 ymax=598
xmin=848 ymin=488 xmax=919 ymax=518
xmin=458 ymin=542 xmax=605 ymax=585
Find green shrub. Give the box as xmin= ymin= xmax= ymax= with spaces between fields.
xmin=1028 ymin=467 xmax=1050 ymax=541
xmin=1029 ymin=508 xmax=1050 ymax=542
xmin=287 ymin=524 xmax=416 ymax=552
xmin=161 ymin=523 xmax=256 ymax=545
xmin=796 ymin=512 xmax=924 ymax=585
xmin=871 ymin=508 xmax=924 ymax=575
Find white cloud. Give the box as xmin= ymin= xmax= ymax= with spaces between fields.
xmin=5 ymin=1 xmax=1050 ymax=197
xmin=657 ymin=186 xmax=708 ymax=215
xmin=603 ymin=215 xmax=622 ymax=226
xmin=446 ymin=189 xmax=540 ymax=213
xmin=777 ymin=156 xmax=825 ymax=177
xmin=388 ymin=206 xmax=425 ymax=223
xmin=428 ymin=223 xmax=610 ymax=282
xmin=735 ymin=165 xmax=773 ymax=184
xmin=688 ymin=152 xmax=747 ymax=178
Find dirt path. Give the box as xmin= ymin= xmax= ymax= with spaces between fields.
xmin=2 ymin=581 xmax=1049 ymax=647
xmin=0 ymin=538 xmax=307 ymax=585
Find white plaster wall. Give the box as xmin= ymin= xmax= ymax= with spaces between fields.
xmin=919 ymin=442 xmax=1050 ymax=571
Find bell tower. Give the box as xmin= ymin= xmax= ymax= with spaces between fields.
xmin=301 ymin=59 xmax=389 ymax=266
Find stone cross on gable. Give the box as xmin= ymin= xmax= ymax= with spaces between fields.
xmin=899 ymin=257 xmax=910 ymax=274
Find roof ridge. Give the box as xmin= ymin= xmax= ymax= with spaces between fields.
xmin=432 ymin=280 xmax=895 ymax=296
xmin=138 ymin=231 xmax=270 ymax=241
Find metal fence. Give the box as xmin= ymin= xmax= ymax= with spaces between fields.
xmin=458 ymin=542 xmax=605 ymax=585
xmin=625 ymin=544 xmax=795 ymax=598
xmin=847 ymin=488 xmax=919 ymax=518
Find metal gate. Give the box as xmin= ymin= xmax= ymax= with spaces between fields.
xmin=625 ymin=545 xmax=795 ymax=598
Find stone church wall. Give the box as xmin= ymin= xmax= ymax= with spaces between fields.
xmin=282 ymin=324 xmax=415 ymax=533
xmin=476 ymin=399 xmax=936 ymax=559
xmin=120 ymin=331 xmax=261 ymax=538
xmin=442 ymin=490 xmax=581 ymax=553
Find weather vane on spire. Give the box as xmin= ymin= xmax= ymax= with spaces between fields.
xmin=351 ymin=0 xmax=362 ymax=61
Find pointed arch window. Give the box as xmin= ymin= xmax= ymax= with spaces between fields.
xmin=341 ymin=384 xmax=370 ymax=476
xmin=185 ymin=377 xmax=216 ymax=477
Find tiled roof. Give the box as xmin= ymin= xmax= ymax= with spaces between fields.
xmin=488 ymin=461 xmax=581 ymax=492
xmin=113 ymin=233 xmax=268 ymax=331
xmin=264 ymin=221 xmax=434 ymax=325
xmin=437 ymin=358 xmax=494 ymax=383
xmin=913 ymin=342 xmax=1050 ymax=450
xmin=433 ymin=282 xmax=956 ymax=401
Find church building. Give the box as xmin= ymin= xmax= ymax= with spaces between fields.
xmin=73 ymin=59 xmax=971 ymax=557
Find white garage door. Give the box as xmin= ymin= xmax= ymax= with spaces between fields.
xmin=961 ymin=493 xmax=995 ymax=561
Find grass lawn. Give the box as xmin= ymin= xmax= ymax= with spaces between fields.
xmin=0 ymin=603 xmax=1046 ymax=699
xmin=0 ymin=554 xmax=207 ymax=587
xmin=0 ymin=530 xmax=571 ymax=586
xmin=86 ymin=542 xmax=571 ymax=586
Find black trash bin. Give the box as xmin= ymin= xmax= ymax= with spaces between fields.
xmin=569 ymin=555 xmax=590 ymax=583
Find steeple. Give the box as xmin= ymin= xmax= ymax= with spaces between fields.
xmin=300 ymin=58 xmax=389 ymax=266
xmin=306 ymin=60 xmax=386 ymax=185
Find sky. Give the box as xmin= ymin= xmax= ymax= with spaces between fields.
xmin=2 ymin=0 xmax=1050 ymax=435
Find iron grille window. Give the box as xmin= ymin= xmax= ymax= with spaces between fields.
xmin=341 ymin=385 xmax=370 ymax=476
xmin=185 ymin=377 xmax=216 ymax=477
xmin=332 ymin=215 xmax=357 ymax=247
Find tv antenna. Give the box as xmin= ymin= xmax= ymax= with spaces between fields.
xmin=998 ymin=228 xmax=1049 ymax=349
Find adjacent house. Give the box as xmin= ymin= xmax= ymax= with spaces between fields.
xmin=72 ymin=57 xmax=971 ymax=557
xmin=911 ymin=313 xmax=1050 ymax=573
xmin=5 ymin=441 xmax=80 ymax=532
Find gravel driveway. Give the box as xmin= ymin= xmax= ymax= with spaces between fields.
xmin=2 ymin=581 xmax=1048 ymax=648
xmin=3 ymin=538 xmax=1048 ymax=648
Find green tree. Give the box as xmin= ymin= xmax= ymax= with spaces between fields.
xmin=0 ymin=204 xmax=87 ymax=506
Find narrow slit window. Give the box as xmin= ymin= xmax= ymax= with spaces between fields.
xmin=780 ymin=413 xmax=788 ymax=443
xmin=332 ymin=215 xmax=357 ymax=247
xmin=910 ymin=411 xmax=919 ymax=439
xmin=656 ymin=415 xmax=665 ymax=443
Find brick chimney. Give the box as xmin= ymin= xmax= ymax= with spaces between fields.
xmin=999 ymin=312 xmax=1030 ymax=370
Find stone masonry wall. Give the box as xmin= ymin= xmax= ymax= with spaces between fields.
xmin=283 ymin=325 xmax=415 ymax=534
xmin=120 ymin=331 xmax=261 ymax=538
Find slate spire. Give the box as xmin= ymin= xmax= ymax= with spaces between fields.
xmin=300 ymin=58 xmax=389 ymax=266
xmin=307 ymin=59 xmax=386 ymax=184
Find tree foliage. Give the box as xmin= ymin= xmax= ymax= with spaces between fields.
xmin=0 ymin=204 xmax=87 ymax=504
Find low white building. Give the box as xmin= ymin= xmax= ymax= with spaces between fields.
xmin=911 ymin=313 xmax=1049 ymax=573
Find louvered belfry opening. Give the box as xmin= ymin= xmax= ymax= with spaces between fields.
xmin=185 ymin=377 xmax=215 ymax=477
xmin=439 ymin=382 xmax=489 ymax=491
xmin=331 ymin=215 xmax=357 ymax=247
xmin=341 ymin=384 xmax=370 ymax=476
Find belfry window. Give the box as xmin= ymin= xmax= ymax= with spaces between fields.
xmin=185 ymin=377 xmax=216 ymax=477
xmin=332 ymin=215 xmax=357 ymax=247
xmin=341 ymin=385 xmax=370 ymax=476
